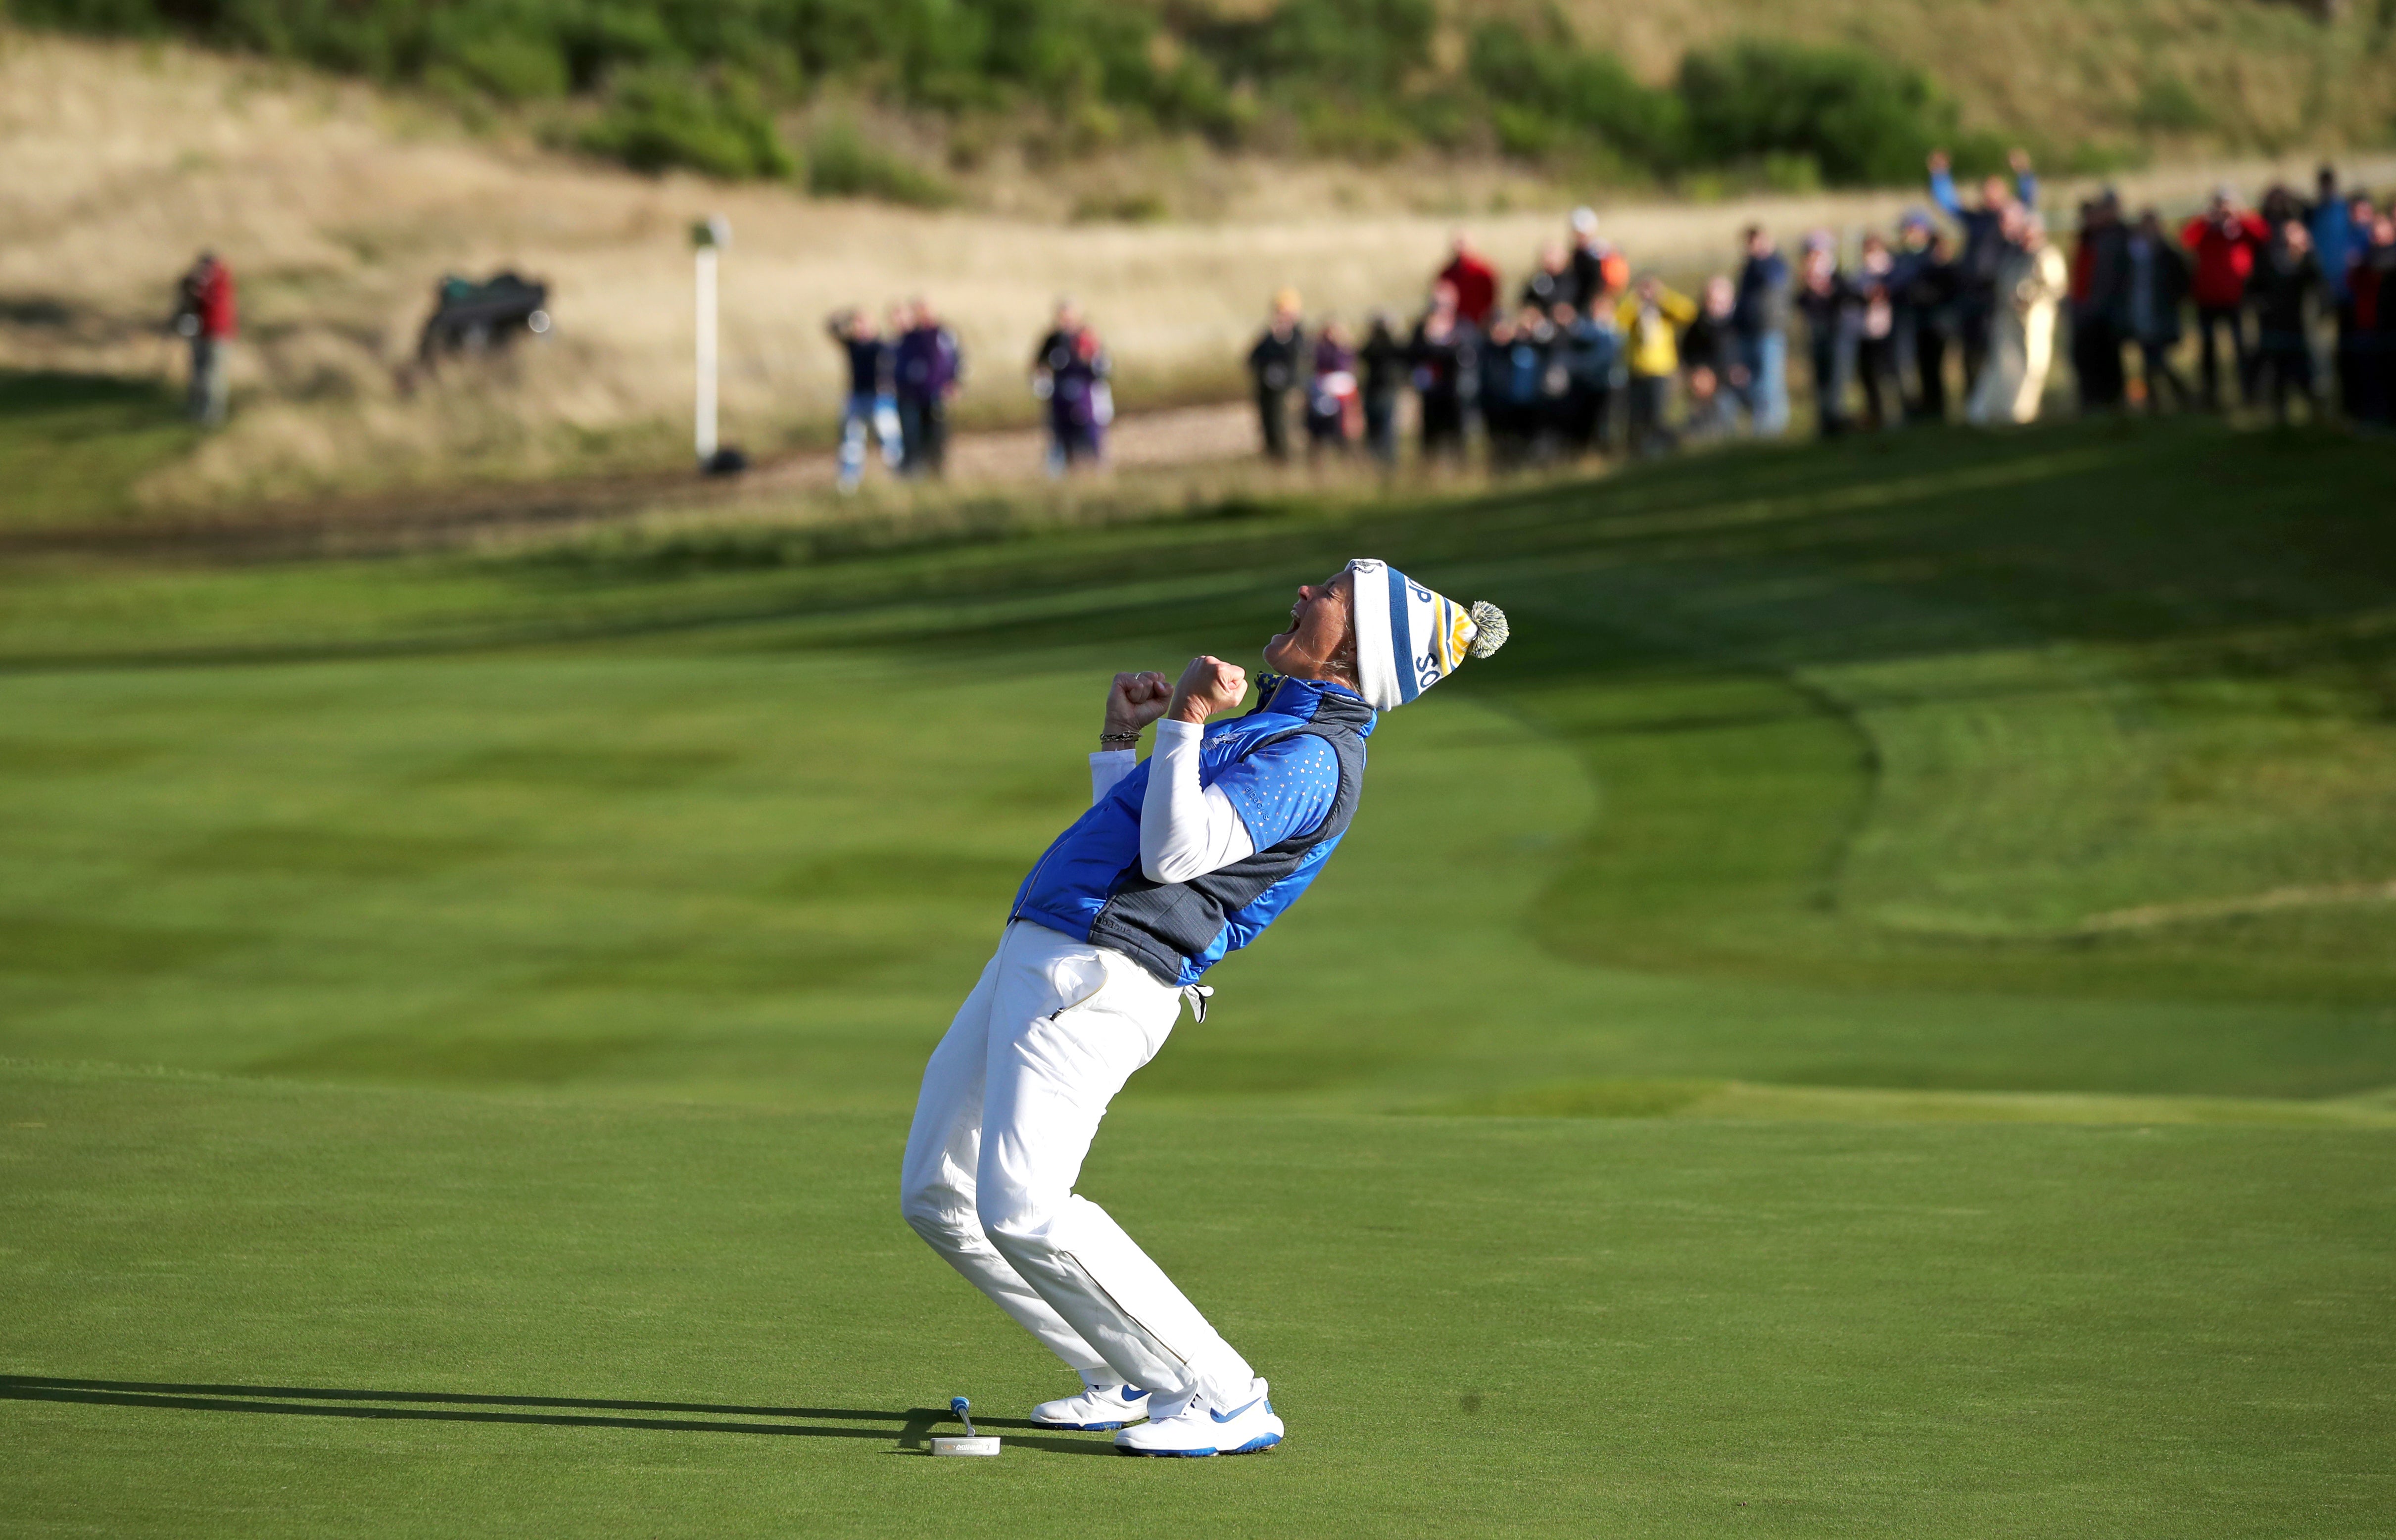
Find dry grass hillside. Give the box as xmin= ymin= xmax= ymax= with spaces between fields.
xmin=1533 ymin=0 xmax=2395 ymax=154
xmin=3 ymin=27 xmax=2390 ymax=513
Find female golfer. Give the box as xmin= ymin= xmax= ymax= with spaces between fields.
xmin=900 ymin=560 xmax=1506 ymax=1456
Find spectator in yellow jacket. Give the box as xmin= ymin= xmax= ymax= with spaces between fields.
xmin=1616 ymin=276 xmax=1697 ymax=455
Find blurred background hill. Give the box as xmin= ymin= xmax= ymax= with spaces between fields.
xmin=2 ymin=3 xmax=2394 ymax=514
xmin=17 ymin=0 xmax=2396 ymax=187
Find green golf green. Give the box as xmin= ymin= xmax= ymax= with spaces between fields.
xmin=2 ymin=417 xmax=2392 ymax=1533
xmin=2 ymin=1064 xmax=2389 ymax=1537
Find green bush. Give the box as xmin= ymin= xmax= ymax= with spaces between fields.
xmin=1251 ymin=0 xmax=1437 ymax=99
xmin=1677 ymin=38 xmax=1960 ymax=187
xmin=1301 ymin=100 xmax=1419 ymax=161
xmin=805 ymin=119 xmax=954 ymax=207
xmin=2134 ymin=75 xmax=2212 ymax=133
xmin=580 ymin=70 xmax=793 ymax=180
xmin=446 ymin=31 xmax=569 ymax=101
xmin=1466 ymin=16 xmax=1686 ymax=169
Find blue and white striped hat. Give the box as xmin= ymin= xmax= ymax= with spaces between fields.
xmin=1345 ymin=559 xmax=1509 ymax=711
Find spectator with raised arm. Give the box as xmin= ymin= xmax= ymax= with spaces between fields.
xmin=1928 ymin=146 xmax=2037 ymax=396
xmin=1616 ymin=274 xmax=1697 ymax=457
xmin=827 ymin=306 xmax=902 ymax=492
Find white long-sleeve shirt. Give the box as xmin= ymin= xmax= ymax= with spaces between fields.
xmin=1090 ymin=718 xmax=1255 ymax=884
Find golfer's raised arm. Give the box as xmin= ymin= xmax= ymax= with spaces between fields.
xmin=1141 ymin=726 xmax=1253 ymax=882
xmin=1092 ymin=669 xmax=1170 ymax=804
xmin=1140 ymin=656 xmax=1255 ymax=883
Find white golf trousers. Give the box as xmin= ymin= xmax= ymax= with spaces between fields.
xmin=900 ymin=920 xmax=1256 ymax=1406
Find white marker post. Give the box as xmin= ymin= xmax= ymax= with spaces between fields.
xmin=692 ymin=214 xmax=729 ymax=469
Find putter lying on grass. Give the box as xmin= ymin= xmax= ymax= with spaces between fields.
xmin=930 ymin=1396 xmax=1001 ymax=1457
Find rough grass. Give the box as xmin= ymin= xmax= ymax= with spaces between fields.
xmin=0 ymin=370 xmax=196 ymax=523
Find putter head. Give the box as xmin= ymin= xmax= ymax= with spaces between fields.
xmin=933 ymin=1396 xmax=998 ymax=1457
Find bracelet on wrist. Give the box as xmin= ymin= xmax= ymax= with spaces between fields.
xmin=1098 ymin=730 xmax=1141 ymax=747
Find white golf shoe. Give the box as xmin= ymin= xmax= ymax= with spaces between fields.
xmin=1112 ymin=1378 xmax=1282 ymax=1457
xmin=1029 ymin=1381 xmax=1150 ymax=1431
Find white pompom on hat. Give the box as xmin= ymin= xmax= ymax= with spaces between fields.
xmin=1344 ymin=559 xmax=1509 ymax=711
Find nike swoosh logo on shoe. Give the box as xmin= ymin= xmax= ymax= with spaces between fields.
xmin=1209 ymin=1396 xmax=1264 ymax=1424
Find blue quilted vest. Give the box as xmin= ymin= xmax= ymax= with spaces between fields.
xmin=1009 ymin=675 xmax=1375 ymax=987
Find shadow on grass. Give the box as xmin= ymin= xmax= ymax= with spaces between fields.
xmin=0 ymin=1374 xmax=1115 ymax=1456
xmin=0 ymin=369 xmax=198 ymax=529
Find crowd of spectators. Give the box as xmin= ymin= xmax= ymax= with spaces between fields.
xmin=819 ymin=156 xmax=2395 ymax=488
xmin=1227 ymin=153 xmax=2396 ymax=472
xmin=172 ymin=158 xmax=2396 ymax=477
xmin=823 ymin=299 xmax=965 ymax=490
xmin=827 ymin=294 xmax=1130 ymax=485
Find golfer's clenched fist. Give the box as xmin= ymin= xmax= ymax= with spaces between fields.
xmin=1103 ymin=671 xmax=1173 ymax=740
xmin=1167 ymin=655 xmax=1249 ymax=724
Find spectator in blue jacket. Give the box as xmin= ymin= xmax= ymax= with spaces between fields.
xmin=1551 ymin=300 xmax=1620 ymax=457
xmin=1731 ymin=225 xmax=1791 ymax=436
xmin=2308 ymin=166 xmax=2360 ymax=308
xmin=1928 ymin=146 xmax=2037 ymax=397
xmin=2334 ymin=191 xmax=2385 ymax=419
xmin=1479 ymin=306 xmax=1552 ymax=472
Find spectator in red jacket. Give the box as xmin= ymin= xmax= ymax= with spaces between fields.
xmin=174 ymin=251 xmax=237 ymax=427
xmin=2180 ymin=190 xmax=2269 ymax=410
xmin=1438 ymin=235 xmax=1500 ymax=330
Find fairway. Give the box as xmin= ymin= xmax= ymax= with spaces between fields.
xmin=6 ymin=1064 xmax=2391 ymax=1538
xmin=3 ymin=418 xmax=2393 ymax=1534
